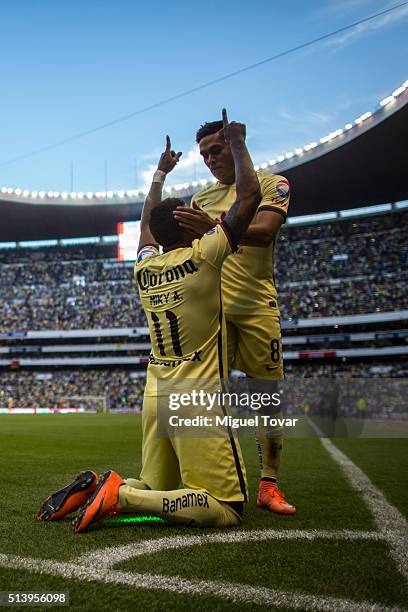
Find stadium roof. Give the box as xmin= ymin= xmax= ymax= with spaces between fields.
xmin=0 ymin=89 xmax=406 ymax=240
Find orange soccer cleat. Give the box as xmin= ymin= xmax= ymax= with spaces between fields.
xmin=256 ymin=480 xmax=297 ymax=515
xmin=37 ymin=470 xmax=98 ymax=521
xmin=73 ymin=470 xmax=124 ymax=533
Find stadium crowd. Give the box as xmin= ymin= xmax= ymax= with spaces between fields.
xmin=284 ymin=361 xmax=408 ymax=378
xmin=1 ymin=361 xmax=406 ymax=411
xmin=0 ymin=211 xmax=406 ymax=332
xmin=0 ymin=369 xmax=145 ymax=410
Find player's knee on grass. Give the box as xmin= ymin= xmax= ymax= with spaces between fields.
xmin=118 ymin=485 xmax=242 ymax=527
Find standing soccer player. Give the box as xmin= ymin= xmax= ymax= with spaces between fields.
xmin=38 ymin=110 xmax=263 ymax=530
xmin=174 ymin=120 xmax=296 ymax=514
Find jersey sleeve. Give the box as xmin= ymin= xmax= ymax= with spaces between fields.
xmin=196 ymin=222 xmax=237 ymax=269
xmin=135 ymin=244 xmax=160 ymax=265
xmin=257 ymin=174 xmax=290 ymax=222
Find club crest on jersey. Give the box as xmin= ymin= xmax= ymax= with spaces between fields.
xmin=275 ymin=179 xmax=290 ymax=199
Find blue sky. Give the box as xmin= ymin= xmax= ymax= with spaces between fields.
xmin=0 ymin=0 xmax=406 ymax=192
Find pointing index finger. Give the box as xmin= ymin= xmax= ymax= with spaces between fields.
xmin=166 ymin=135 xmax=171 ymax=152
xmin=222 ymin=108 xmax=228 ymax=128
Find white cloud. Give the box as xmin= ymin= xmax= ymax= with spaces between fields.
xmin=139 ymin=150 xmax=163 ymax=161
xmin=277 ymin=108 xmax=333 ymax=125
xmin=276 ymin=109 xmax=298 ymax=122
xmin=334 ymin=94 xmax=380 ymax=112
xmin=139 ymin=146 xmax=207 ymax=191
xmin=176 ymin=146 xmax=201 ymax=171
xmin=308 ymin=111 xmax=332 ymax=124
xmin=326 ymin=3 xmax=408 ymax=47
xmin=324 ymin=0 xmax=379 ymax=13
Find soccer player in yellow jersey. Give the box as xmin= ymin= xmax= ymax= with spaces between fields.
xmin=174 ymin=120 xmax=296 ymax=514
xmin=38 ymin=110 xmax=263 ymax=531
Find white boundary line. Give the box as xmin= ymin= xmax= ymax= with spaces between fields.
xmin=306 ymin=419 xmax=408 ymax=582
xmin=319 ymin=437 xmax=408 ymax=581
xmin=0 ymin=552 xmax=402 ymax=612
xmin=77 ymin=529 xmax=385 ymax=568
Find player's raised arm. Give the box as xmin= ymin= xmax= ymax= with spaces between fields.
xmin=138 ymin=136 xmax=182 ymax=251
xmin=221 ymin=109 xmax=262 ymax=243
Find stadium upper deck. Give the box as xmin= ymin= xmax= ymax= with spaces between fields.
xmin=0 ymin=81 xmax=406 ymax=241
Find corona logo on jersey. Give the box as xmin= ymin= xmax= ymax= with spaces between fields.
xmin=136 ymin=259 xmax=199 ymax=291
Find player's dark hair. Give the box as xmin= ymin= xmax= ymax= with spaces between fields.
xmin=196 ymin=120 xmax=223 ymax=143
xmin=149 ymin=198 xmax=186 ymax=248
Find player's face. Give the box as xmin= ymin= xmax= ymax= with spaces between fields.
xmin=199 ymin=132 xmax=235 ymax=184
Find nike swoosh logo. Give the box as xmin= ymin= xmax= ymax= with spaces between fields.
xmin=266 ymin=365 xmax=279 ymax=371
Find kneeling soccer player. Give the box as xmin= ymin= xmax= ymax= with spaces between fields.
xmin=38 ymin=109 xmax=261 ymax=532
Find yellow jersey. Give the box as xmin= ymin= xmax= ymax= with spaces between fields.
xmin=192 ymin=172 xmax=290 ymax=316
xmin=135 ymin=223 xmax=235 ymax=396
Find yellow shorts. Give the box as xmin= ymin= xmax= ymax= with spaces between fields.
xmin=227 ymin=313 xmax=284 ymax=379
xmin=139 ymin=395 xmax=248 ymax=504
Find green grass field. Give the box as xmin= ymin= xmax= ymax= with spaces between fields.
xmin=0 ymin=414 xmax=407 ymax=611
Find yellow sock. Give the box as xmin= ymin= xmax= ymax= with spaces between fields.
xmin=118 ymin=485 xmax=241 ymax=527
xmin=256 ymin=436 xmax=283 ymax=480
